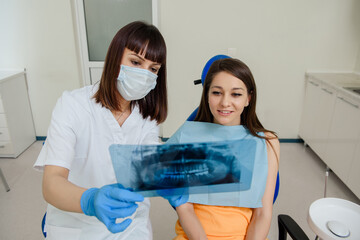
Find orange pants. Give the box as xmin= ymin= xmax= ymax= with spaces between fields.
xmin=174 ymin=204 xmax=253 ymax=240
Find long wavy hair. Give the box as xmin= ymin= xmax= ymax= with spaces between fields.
xmin=195 ymin=58 xmax=277 ymax=143
xmin=93 ymin=21 xmax=167 ymax=123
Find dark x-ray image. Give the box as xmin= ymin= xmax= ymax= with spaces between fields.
xmin=109 ymin=139 xmax=256 ymax=197
xmin=136 ymin=142 xmax=238 ymax=189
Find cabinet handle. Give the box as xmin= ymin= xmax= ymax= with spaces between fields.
xmin=338 ymin=97 xmax=359 ymax=109
xmin=321 ymin=88 xmax=333 ymax=95
xmin=309 ymin=81 xmax=319 ymax=87
xmin=0 ymin=145 xmax=4 ymax=148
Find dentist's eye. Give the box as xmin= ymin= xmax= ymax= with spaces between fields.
xmin=151 ymin=67 xmax=159 ymax=73
xmin=131 ymin=60 xmax=140 ymax=66
xmin=232 ymin=93 xmax=242 ymax=97
xmin=211 ymin=91 xmax=221 ymax=96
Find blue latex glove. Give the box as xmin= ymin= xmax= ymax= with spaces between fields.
xmin=157 ymin=188 xmax=189 ymax=208
xmin=81 ymin=183 xmax=144 ymax=233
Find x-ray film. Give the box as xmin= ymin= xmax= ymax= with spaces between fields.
xmin=165 ymin=121 xmax=268 ymax=208
xmin=109 ymin=121 xmax=268 ymax=208
xmin=109 ymin=139 xmax=255 ymax=196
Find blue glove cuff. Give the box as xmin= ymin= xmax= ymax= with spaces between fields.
xmin=170 ymin=195 xmax=188 ymax=208
xmin=80 ymin=188 xmax=99 ymax=216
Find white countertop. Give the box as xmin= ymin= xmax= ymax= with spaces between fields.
xmin=306 ymin=72 xmax=360 ymax=100
xmin=0 ymin=69 xmax=25 ymax=83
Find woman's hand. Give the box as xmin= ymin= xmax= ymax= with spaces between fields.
xmin=81 ymin=183 xmax=144 ymax=233
xmin=157 ymin=187 xmax=189 ymax=207
xmin=43 ymin=166 xmax=144 ymax=233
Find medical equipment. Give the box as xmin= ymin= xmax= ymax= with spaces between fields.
xmin=279 ymin=198 xmax=360 ymax=240
xmin=277 ymin=151 xmax=359 ymax=240
xmin=80 ymin=183 xmax=144 ymax=234
xmin=308 ymin=198 xmax=360 ymax=240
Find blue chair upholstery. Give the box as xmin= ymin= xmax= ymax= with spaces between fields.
xmin=200 ymin=54 xmax=231 ymax=85
xmin=41 ymin=140 xmax=47 ymax=238
xmin=188 ymin=54 xmax=280 ymax=204
xmin=42 ymin=212 xmax=47 ymax=237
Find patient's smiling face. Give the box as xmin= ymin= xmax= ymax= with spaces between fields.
xmin=208 ymin=71 xmax=250 ymax=126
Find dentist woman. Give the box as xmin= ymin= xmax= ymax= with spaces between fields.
xmin=34 ymin=21 xmax=185 ymax=240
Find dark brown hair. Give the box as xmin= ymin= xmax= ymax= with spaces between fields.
xmin=93 ymin=21 xmax=167 ymax=123
xmin=195 ymin=58 xmax=277 ymax=142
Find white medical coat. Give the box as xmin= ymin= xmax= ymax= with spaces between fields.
xmin=34 ymin=84 xmax=159 ymax=240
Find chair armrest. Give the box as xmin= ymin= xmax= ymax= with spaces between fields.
xmin=278 ymin=214 xmax=309 ymax=240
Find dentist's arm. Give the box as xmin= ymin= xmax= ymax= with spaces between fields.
xmin=43 ymin=165 xmax=85 ymax=212
xmin=245 ymin=134 xmax=280 ymax=240
xmin=43 ymin=165 xmax=144 ymax=233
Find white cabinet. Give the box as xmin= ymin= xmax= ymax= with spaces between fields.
xmin=0 ymin=70 xmax=36 ymax=158
xmin=347 ymin=141 xmax=360 ymax=198
xmin=299 ymin=73 xmax=360 ymax=199
xmin=325 ymin=93 xmax=360 ymax=182
xmin=299 ymin=78 xmax=336 ymax=160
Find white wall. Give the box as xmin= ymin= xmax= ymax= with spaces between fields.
xmin=1 ymin=0 xmax=359 ymax=138
xmin=355 ymin=2 xmax=360 ymax=73
xmin=160 ymin=0 xmax=360 ymax=138
xmin=0 ymin=0 xmax=82 ymax=136
xmin=355 ymin=46 xmax=360 ymax=73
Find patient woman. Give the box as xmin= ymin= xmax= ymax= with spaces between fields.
xmin=173 ymin=58 xmax=280 ymax=240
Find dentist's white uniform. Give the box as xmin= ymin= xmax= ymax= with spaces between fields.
xmin=34 ymin=84 xmax=158 ymax=240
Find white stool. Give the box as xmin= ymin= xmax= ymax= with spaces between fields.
xmin=307 ymin=198 xmax=360 ymax=240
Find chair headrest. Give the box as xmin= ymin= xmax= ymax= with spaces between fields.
xmin=200 ymin=54 xmax=231 ymax=85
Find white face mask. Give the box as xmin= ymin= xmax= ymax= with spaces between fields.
xmin=117 ymin=65 xmax=158 ymax=101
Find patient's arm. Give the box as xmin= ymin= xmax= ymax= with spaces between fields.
xmin=245 ymin=134 xmax=280 ymax=240
xmin=176 ymin=202 xmax=208 ymax=240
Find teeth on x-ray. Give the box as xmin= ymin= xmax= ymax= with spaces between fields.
xmin=149 ymin=159 xmax=229 ymax=188
xmin=137 ymin=143 xmax=235 ymax=189
xmin=109 ymin=124 xmax=261 ymax=201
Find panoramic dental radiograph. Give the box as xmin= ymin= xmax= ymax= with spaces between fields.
xmin=111 ymin=121 xmax=270 ymax=208
xmin=109 ymin=139 xmax=256 ymax=198
xmin=135 ymin=142 xmax=237 ymax=189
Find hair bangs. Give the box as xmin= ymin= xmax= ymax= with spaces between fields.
xmin=126 ymin=27 xmax=166 ymax=64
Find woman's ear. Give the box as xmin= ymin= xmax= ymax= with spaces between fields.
xmin=245 ymin=94 xmax=251 ymax=107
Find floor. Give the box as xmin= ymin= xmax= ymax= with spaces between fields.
xmin=0 ymin=141 xmax=359 ymax=240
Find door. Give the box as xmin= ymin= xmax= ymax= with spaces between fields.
xmin=72 ymin=0 xmax=158 ymax=85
